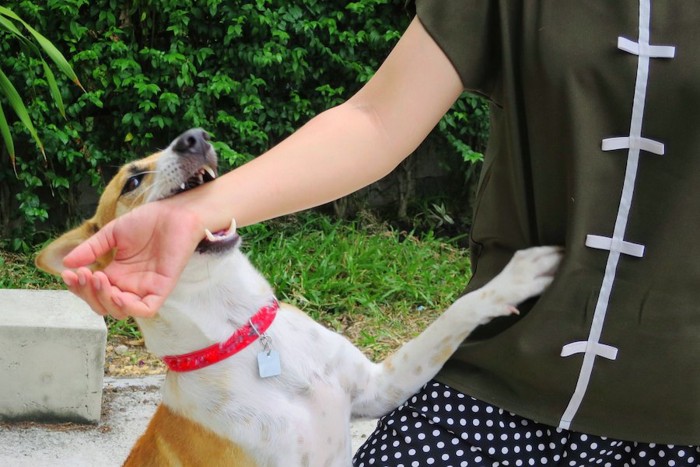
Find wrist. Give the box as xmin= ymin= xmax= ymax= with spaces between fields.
xmin=159 ymin=194 xmax=209 ymax=251
xmin=183 ymin=205 xmax=208 ymax=248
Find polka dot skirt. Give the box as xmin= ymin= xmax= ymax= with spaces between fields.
xmin=353 ymin=381 xmax=699 ymax=467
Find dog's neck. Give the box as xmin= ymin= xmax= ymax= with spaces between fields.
xmin=135 ymin=248 xmax=276 ymax=358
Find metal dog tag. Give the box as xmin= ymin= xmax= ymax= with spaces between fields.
xmin=249 ymin=317 xmax=281 ymax=378
xmin=257 ymin=350 xmax=281 ymax=378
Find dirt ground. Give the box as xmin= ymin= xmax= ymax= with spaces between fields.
xmin=105 ymin=336 xmax=165 ymax=377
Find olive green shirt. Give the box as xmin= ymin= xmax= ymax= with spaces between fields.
xmin=417 ymin=0 xmax=700 ymax=444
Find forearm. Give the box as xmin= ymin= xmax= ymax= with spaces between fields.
xmin=166 ymin=17 xmax=463 ymax=234
xmin=188 ymin=102 xmax=407 ymax=231
xmin=59 ymin=17 xmax=464 ymax=319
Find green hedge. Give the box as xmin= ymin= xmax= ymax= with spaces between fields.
xmin=0 ymin=0 xmax=488 ymax=250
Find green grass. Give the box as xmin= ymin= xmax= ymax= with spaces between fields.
xmin=0 ymin=251 xmax=64 ymax=290
xmin=1 ymin=213 xmax=472 ymax=360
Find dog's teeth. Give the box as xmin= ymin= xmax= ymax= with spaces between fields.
xmin=203 ymin=165 xmax=216 ymax=179
xmin=180 ymin=182 xmax=186 ymax=190
xmin=229 ymin=218 xmax=237 ymax=234
xmin=204 ymin=229 xmax=217 ymax=242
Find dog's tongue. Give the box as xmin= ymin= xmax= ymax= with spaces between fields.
xmin=204 ymin=218 xmax=238 ymax=243
xmin=196 ymin=218 xmax=240 ymax=254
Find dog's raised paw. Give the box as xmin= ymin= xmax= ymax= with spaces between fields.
xmin=482 ymin=246 xmax=563 ymax=309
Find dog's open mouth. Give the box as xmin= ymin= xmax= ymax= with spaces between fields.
xmin=171 ymin=163 xmax=241 ymax=254
xmin=196 ymin=218 xmax=240 ymax=254
xmin=173 ymin=165 xmax=217 ymax=196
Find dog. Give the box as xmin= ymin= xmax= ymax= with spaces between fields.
xmin=36 ymin=129 xmax=562 ymax=466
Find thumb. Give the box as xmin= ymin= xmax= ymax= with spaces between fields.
xmin=62 ymin=220 xmax=117 ymax=269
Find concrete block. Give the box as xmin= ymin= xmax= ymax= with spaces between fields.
xmin=0 ymin=289 xmax=107 ymax=424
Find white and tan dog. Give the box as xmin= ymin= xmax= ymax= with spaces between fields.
xmin=36 ymin=129 xmax=562 ymax=466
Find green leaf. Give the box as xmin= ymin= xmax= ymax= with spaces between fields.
xmin=41 ymin=60 xmax=66 ymax=118
xmin=0 ymin=13 xmax=23 ymax=37
xmin=0 ymin=100 xmax=16 ymax=170
xmin=31 ymin=29 xmax=84 ymax=90
xmin=0 ymin=6 xmax=84 ymax=91
xmin=0 ymin=68 xmax=44 ymax=158
xmin=0 ymin=6 xmax=21 ymax=20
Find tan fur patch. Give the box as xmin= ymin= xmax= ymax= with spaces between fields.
xmin=35 ymin=154 xmax=162 ymax=275
xmin=124 ymin=404 xmax=257 ymax=466
xmin=430 ymin=344 xmax=456 ymax=367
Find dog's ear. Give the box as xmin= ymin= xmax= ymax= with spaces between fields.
xmin=35 ymin=221 xmax=109 ymax=276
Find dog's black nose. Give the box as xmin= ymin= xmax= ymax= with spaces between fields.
xmin=172 ymin=128 xmax=211 ymax=155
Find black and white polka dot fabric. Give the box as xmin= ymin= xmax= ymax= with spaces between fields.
xmin=353 ymin=381 xmax=699 ymax=467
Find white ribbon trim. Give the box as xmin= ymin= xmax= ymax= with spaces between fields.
xmin=618 ymin=36 xmax=676 ymax=58
xmin=558 ymin=0 xmax=675 ymax=431
xmin=585 ymin=234 xmax=645 ymax=257
xmin=602 ymin=136 xmax=665 ymax=155
xmin=561 ymin=341 xmax=619 ymax=360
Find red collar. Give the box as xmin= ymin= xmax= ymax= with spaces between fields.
xmin=162 ymin=300 xmax=279 ymax=372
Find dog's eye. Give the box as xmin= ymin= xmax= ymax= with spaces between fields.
xmin=121 ymin=174 xmax=145 ymax=195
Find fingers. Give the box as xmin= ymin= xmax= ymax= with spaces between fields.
xmin=93 ymin=272 xmax=131 ymax=320
xmin=62 ymin=268 xmax=148 ymax=320
xmin=63 ymin=268 xmax=109 ymax=316
xmin=117 ymin=292 xmax=164 ymax=319
xmin=62 ymin=221 xmax=116 ymax=269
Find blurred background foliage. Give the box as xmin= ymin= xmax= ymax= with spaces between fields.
xmin=0 ymin=0 xmax=489 ymax=251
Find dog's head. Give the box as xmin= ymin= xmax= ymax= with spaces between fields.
xmin=36 ymin=128 xmax=238 ymax=275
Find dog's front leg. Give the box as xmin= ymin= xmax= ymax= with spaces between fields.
xmin=350 ymin=246 xmax=562 ymax=419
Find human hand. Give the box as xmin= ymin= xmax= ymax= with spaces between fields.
xmin=61 ymin=201 xmax=203 ymax=319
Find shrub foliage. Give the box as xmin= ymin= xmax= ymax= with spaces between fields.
xmin=0 ymin=0 xmax=488 ymax=250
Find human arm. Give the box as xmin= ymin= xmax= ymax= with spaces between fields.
xmin=173 ymin=16 xmax=464 ymax=230
xmin=62 ymin=17 xmax=464 ymax=317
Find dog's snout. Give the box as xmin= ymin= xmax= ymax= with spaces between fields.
xmin=173 ymin=128 xmax=211 ymax=155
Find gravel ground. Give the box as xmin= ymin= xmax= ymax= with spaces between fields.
xmin=0 ymin=375 xmax=378 ymax=466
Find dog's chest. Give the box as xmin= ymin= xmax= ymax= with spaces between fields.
xmin=161 ymin=311 xmax=362 ymax=465
xmin=164 ymin=368 xmax=354 ymax=465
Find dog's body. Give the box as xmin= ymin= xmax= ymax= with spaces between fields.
xmin=37 ymin=129 xmax=561 ymax=466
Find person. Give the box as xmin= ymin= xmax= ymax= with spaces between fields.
xmin=62 ymin=1 xmax=700 ymax=465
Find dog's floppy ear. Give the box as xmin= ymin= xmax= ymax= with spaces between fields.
xmin=35 ymin=220 xmax=110 ymax=276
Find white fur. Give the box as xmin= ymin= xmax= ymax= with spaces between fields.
xmin=43 ymin=134 xmax=561 ymax=466
xmin=138 ymin=241 xmax=561 ymax=466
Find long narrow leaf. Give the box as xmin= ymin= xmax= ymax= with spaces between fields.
xmin=24 ymin=30 xmax=83 ymax=91
xmin=0 ymin=101 xmax=16 ymax=171
xmin=0 ymin=6 xmax=84 ymax=91
xmin=0 ymin=68 xmax=45 ymax=158
xmin=0 ymin=9 xmax=44 ymax=58
xmin=0 ymin=6 xmax=18 ymax=16
xmin=0 ymin=14 xmax=23 ymax=36
xmin=41 ymin=60 xmax=65 ymax=118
